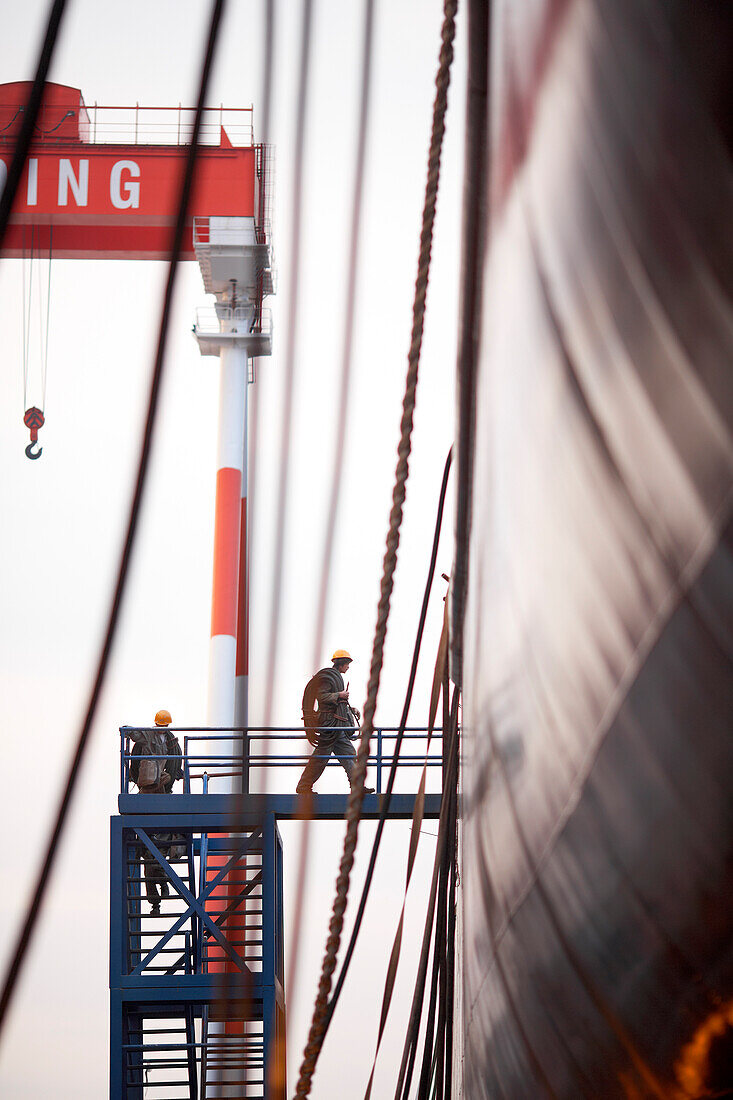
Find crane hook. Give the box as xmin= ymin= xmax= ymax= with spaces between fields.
xmin=23 ymin=406 xmax=45 ymax=461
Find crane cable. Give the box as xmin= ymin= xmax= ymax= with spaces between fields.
xmin=324 ymin=448 xmax=453 ymax=1034
xmin=41 ymin=227 xmax=52 ymax=412
xmin=0 ymin=0 xmax=65 ymax=462
xmin=285 ymin=0 xmax=377 ymax=1024
xmin=394 ymin=684 xmax=460 ymax=1100
xmin=262 ymin=0 xmax=315 ymax=725
xmin=362 ymin=602 xmax=450 ymax=1100
xmin=0 ymin=0 xmax=67 ymax=244
xmin=21 ymin=227 xmax=33 ymax=408
xmin=22 ymin=226 xmax=53 ymax=457
xmin=0 ymin=0 xmax=228 ymax=1038
xmin=414 ymin=677 xmax=456 ymax=1100
xmin=285 ymin=450 xmax=452 ymax=1095
xmin=293 ymin=1 xmax=458 ymax=1094
xmin=239 ymin=0 xmax=274 ymax=766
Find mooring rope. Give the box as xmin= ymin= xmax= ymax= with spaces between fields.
xmin=293 ymin=1 xmax=458 ymax=1094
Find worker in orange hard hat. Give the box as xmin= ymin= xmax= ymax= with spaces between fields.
xmin=297 ymin=651 xmax=375 ymax=795
xmin=130 ymin=710 xmax=175 ymax=793
xmin=127 ymin=709 xmax=184 ymax=915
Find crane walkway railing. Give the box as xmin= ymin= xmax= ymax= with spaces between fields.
xmin=119 ymin=726 xmax=445 ymax=797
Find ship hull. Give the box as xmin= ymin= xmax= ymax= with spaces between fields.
xmin=461 ymin=1 xmax=733 ymax=1095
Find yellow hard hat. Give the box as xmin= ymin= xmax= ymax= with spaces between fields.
xmin=154 ymin=709 xmax=172 ymax=726
xmin=331 ymin=649 xmax=353 ymax=662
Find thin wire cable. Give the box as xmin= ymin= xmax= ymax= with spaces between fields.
xmin=21 ymin=231 xmax=28 ymax=409
xmin=0 ymin=0 xmax=227 ymax=1038
xmin=439 ymin=691 xmax=459 ymax=1100
xmin=416 ymin=860 xmax=443 ymax=1098
xmin=263 ymin=0 xmax=314 ymax=725
xmin=451 ymin=0 xmax=489 ymax=690
xmin=324 ymin=448 xmax=452 ymax=1031
xmin=311 ymin=0 xmax=375 ymax=664
xmin=24 ymin=229 xmax=34 ymax=407
xmin=0 ymin=0 xmax=67 ymax=247
xmin=286 ymin=0 xmax=377 ymax=1022
xmin=37 ymin=239 xmax=44 ymax=402
xmin=416 ymin=683 xmax=450 ymax=1099
xmin=230 ymin=0 xmax=276 ymax=1081
xmin=293 ymin=3 xmax=458 ymax=1094
xmin=260 ymin=0 xmax=275 ymax=142
xmin=243 ymin=0 xmax=275 ymax=707
xmin=42 ymin=227 xmax=52 ymax=410
xmin=394 ymin=687 xmax=460 ymax=1100
xmin=361 ymin=611 xmax=450 ymax=1100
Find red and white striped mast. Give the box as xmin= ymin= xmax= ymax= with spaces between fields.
xmin=235 ymin=403 xmax=249 ymax=730
xmin=193 ymin=202 xmax=273 ymax=740
xmin=207 ymin=313 xmax=248 ymax=726
xmin=192 ymin=205 xmax=272 ymax=1092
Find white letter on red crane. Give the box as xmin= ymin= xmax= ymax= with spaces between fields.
xmin=58 ymin=159 xmax=89 ymax=206
xmin=27 ymin=159 xmax=38 ymax=205
xmin=110 ymin=160 xmax=140 ymax=209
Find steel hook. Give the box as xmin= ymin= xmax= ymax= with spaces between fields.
xmin=23 ymin=408 xmax=45 ymax=460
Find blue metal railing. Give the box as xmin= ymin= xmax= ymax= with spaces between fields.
xmin=119 ymin=726 xmax=444 ymax=796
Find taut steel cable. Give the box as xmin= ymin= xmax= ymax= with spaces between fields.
xmin=241 ymin=0 xmax=275 ymax=729
xmin=293 ymin=2 xmax=458 ymax=1094
xmin=262 ymin=0 xmax=315 ymax=724
xmin=325 ymin=449 xmax=453 ymax=1033
xmin=0 ymin=0 xmax=228 ymax=1038
xmin=287 ymin=0 xmax=377 ymax=1022
xmin=0 ymin=0 xmax=68 ymax=249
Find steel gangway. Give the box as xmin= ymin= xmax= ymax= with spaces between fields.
xmin=110 ymin=726 xmax=444 ymax=1098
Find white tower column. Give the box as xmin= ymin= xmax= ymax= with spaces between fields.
xmin=194 ymin=216 xmax=272 ymax=739
xmin=234 ymin=387 xmax=249 ymax=734
xmin=207 ymin=339 xmax=247 ymax=729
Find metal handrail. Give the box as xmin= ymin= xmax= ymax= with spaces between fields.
xmin=120 ymin=725 xmax=445 ymax=796
xmin=194 ymin=306 xmax=273 ymax=337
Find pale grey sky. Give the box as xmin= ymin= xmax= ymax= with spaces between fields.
xmin=0 ymin=1 xmax=465 ymax=1095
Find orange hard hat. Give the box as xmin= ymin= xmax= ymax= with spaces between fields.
xmin=154 ymin=709 xmax=172 ymax=726
xmin=331 ymin=649 xmax=353 ymax=662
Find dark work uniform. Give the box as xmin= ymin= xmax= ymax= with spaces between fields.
xmin=127 ymin=726 xmax=182 ymax=913
xmin=296 ymin=665 xmax=357 ymax=792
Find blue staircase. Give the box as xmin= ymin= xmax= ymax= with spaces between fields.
xmin=110 ymin=724 xmax=442 ymax=1098
xmin=110 ymin=808 xmax=285 ymax=1098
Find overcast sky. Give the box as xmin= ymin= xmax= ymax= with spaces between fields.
xmin=0 ymin=1 xmax=466 ymax=1095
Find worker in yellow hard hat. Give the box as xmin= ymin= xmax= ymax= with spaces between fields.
xmin=331 ymin=649 xmax=352 ymax=663
xmin=297 ymin=650 xmax=375 ymax=795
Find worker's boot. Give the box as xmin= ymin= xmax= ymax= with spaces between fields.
xmin=351 ymin=782 xmax=375 ymax=795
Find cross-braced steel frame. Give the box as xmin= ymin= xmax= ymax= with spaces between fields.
xmin=110 ymin=808 xmax=285 ymax=1099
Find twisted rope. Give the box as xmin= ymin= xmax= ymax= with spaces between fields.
xmin=293 ymin=2 xmax=458 ymax=1095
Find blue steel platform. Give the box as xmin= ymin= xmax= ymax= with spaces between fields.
xmin=117 ymin=791 xmax=442 ymax=819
